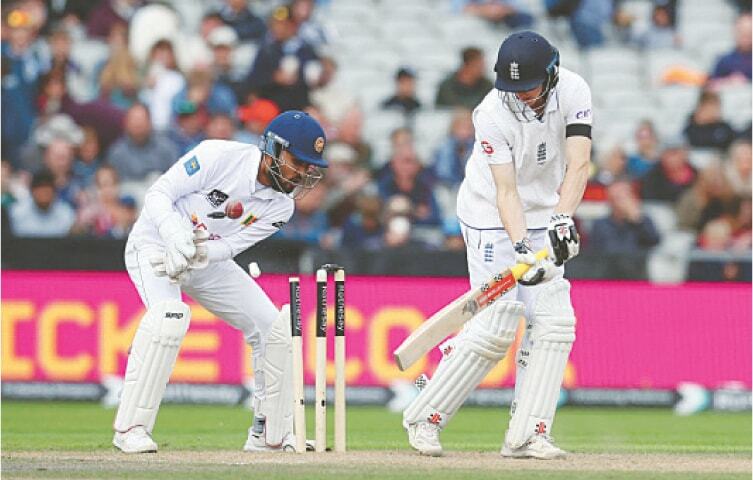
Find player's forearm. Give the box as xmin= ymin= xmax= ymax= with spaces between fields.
xmin=555 ymin=136 xmax=591 ymax=215
xmin=496 ymin=190 xmax=527 ymax=244
xmin=143 ymin=187 xmax=177 ymax=227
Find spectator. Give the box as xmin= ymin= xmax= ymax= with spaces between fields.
xmin=683 ymin=90 xmax=736 ymax=151
xmin=107 ymin=103 xmax=178 ymax=182
xmin=641 ymin=138 xmax=697 ymax=202
xmin=442 ymin=218 xmax=465 ymax=251
xmin=708 ymin=13 xmax=752 ymax=85
xmin=9 ymin=169 xmax=75 ymax=237
xmin=725 ymin=140 xmax=752 ymax=197
xmin=435 ymin=47 xmax=493 ymax=109
xmin=546 ymin=0 xmax=612 ymax=49
xmin=236 ymin=98 xmax=280 ymax=144
xmin=431 ymin=108 xmax=474 ymax=187
xmin=309 ymin=55 xmax=359 ymax=134
xmin=322 ymin=142 xmax=372 ymax=227
xmin=167 ymin=99 xmax=208 ymax=156
xmin=452 ymin=0 xmax=534 ymax=29
xmin=245 ymin=5 xmax=320 ymax=110
xmin=73 ymin=165 xmax=135 ymax=238
xmin=86 ymin=0 xmax=140 ymax=39
xmin=631 ymin=4 xmax=680 ymax=50
xmin=41 ymin=137 xmax=81 ymax=207
xmin=291 ymin=0 xmax=332 ymax=49
xmin=141 ymin=39 xmax=185 ymax=131
xmin=1 ymin=159 xmax=26 ymax=210
xmin=730 ymin=197 xmax=752 ymax=251
xmin=382 ymin=195 xmax=427 ymax=249
xmin=626 ymin=120 xmax=661 ymax=178
xmin=585 ymin=145 xmax=629 ymax=200
xmin=218 ymin=0 xmax=266 ymax=42
xmin=20 ymin=112 xmax=83 ymax=173
xmin=675 ymin=161 xmax=736 ymax=232
xmin=72 ymin=126 xmax=102 ymax=188
xmin=589 ymin=179 xmax=661 ymax=254
xmin=341 ymin=194 xmax=384 ymax=250
xmin=377 ymin=146 xmax=441 ymax=226
xmin=337 ymin=108 xmax=372 ymax=170
xmin=45 ymin=24 xmax=92 ymax=101
xmin=381 ymin=67 xmax=421 ymax=115
xmin=207 ymin=25 xmax=246 ymax=102
xmin=1 ymin=7 xmax=47 ymax=166
xmin=205 ymin=113 xmax=236 ymax=140
xmin=176 ymin=67 xmax=237 ymax=117
xmin=36 ymin=68 xmax=125 ymax=150
xmin=98 ymin=23 xmax=141 ymax=110
xmin=698 ymin=217 xmax=733 ymax=251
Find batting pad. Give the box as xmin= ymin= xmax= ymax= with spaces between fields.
xmin=505 ymin=278 xmax=575 ymax=448
xmin=114 ymin=300 xmax=190 ymax=433
xmin=256 ymin=305 xmax=295 ymax=446
xmin=403 ymin=300 xmax=525 ymax=429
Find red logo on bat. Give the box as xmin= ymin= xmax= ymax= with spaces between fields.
xmin=481 ymin=141 xmax=494 ymax=154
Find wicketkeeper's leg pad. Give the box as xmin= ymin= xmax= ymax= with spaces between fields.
xmin=114 ymin=300 xmax=190 ymax=433
xmin=403 ymin=300 xmax=525 ymax=429
xmin=505 ymin=278 xmax=575 ymax=448
xmin=254 ymin=305 xmax=295 ymax=447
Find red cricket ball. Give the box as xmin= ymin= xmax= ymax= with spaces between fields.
xmin=225 ymin=200 xmax=244 ymax=219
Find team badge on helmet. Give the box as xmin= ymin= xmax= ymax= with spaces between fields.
xmin=314 ymin=136 xmax=325 ymax=153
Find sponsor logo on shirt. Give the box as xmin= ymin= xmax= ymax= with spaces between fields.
xmin=536 ymin=142 xmax=547 ymax=165
xmin=206 ymin=189 xmax=229 ymax=207
xmin=480 ymin=141 xmax=494 ymax=155
xmin=272 ymin=221 xmax=287 ymax=229
xmin=575 ymin=108 xmax=591 ymax=120
xmin=184 ymin=156 xmax=200 ymax=176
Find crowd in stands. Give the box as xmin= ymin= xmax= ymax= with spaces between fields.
xmin=1 ymin=0 xmax=750 ymax=264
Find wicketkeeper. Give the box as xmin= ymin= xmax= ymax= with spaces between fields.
xmin=113 ymin=111 xmax=327 ymax=453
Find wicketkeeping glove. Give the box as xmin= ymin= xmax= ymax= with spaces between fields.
xmin=547 ymin=214 xmax=580 ymax=266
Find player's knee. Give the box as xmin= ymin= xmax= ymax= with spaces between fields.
xmin=464 ymin=300 xmax=525 ymax=360
xmin=532 ymin=279 xmax=575 ymax=343
xmin=144 ymin=300 xmax=191 ymax=340
xmin=264 ymin=304 xmax=292 ymax=348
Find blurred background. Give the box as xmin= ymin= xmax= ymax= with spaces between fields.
xmin=1 ymin=0 xmax=750 ymax=414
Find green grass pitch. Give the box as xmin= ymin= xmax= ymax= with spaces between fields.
xmin=1 ymin=401 xmax=750 ymax=479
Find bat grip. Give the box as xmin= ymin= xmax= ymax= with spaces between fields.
xmin=510 ymin=249 xmax=549 ymax=280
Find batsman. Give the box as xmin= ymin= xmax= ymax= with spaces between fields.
xmin=113 ymin=111 xmax=327 ymax=453
xmin=404 ymin=31 xmax=592 ymax=459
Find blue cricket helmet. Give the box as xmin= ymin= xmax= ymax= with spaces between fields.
xmin=494 ymin=31 xmax=559 ymax=92
xmin=261 ymin=110 xmax=328 ymax=168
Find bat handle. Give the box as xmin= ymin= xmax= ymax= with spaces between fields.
xmin=510 ymin=249 xmax=549 ymax=280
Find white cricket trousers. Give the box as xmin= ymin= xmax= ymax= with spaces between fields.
xmin=124 ymin=240 xmax=279 ymax=399
xmin=460 ymin=226 xmax=569 ymax=398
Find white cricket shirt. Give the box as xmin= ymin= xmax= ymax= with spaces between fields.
xmin=456 ymin=67 xmax=592 ymax=230
xmin=129 ymin=140 xmax=294 ymax=261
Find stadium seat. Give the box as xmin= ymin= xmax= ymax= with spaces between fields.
xmin=719 ymin=84 xmax=753 ymax=129
xmin=362 ymin=110 xmax=410 ymax=145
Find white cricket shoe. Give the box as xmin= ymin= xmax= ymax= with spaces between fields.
xmin=113 ymin=426 xmax=158 ymax=454
xmin=243 ymin=428 xmax=298 ymax=452
xmin=407 ymin=422 xmax=443 ymax=457
xmin=500 ymin=435 xmax=567 ymax=460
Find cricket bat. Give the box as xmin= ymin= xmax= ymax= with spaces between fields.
xmin=393 ymin=249 xmax=549 ymax=371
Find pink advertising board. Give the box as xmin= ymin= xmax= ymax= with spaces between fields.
xmin=2 ymin=271 xmax=750 ymax=389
